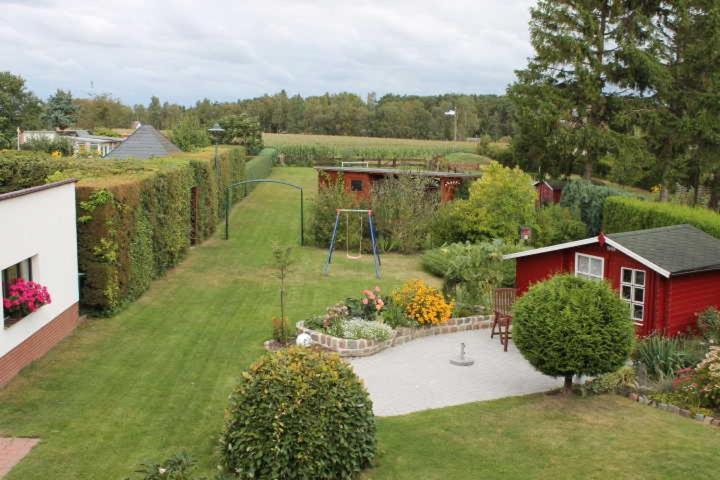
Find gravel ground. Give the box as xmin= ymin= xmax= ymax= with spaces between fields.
xmin=348 ymin=329 xmax=563 ymax=416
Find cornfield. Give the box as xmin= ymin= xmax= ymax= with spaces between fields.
xmin=263 ymin=133 xmax=479 ymax=166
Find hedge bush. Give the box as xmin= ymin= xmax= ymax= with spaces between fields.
xmin=604 ymin=196 xmax=720 ymax=238
xmin=512 ymin=274 xmax=635 ymax=393
xmin=220 ymin=347 xmax=376 ymax=479
xmin=0 ymin=146 xmax=273 ymax=313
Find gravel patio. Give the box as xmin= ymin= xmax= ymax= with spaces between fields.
xmin=349 ymin=329 xmax=563 ymax=416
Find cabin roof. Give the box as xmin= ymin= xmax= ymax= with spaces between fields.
xmin=504 ymin=224 xmax=720 ymax=278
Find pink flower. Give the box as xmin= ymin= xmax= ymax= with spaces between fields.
xmin=362 ymin=298 xmax=369 ymax=305
xmin=375 ymin=286 xmax=381 ymax=292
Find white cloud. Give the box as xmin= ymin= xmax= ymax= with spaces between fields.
xmin=0 ymin=0 xmax=535 ymax=105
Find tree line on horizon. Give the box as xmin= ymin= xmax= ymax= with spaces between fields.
xmin=0 ymin=74 xmax=513 ymax=147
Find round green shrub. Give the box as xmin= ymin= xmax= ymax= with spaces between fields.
xmin=512 ymin=274 xmax=635 ymax=392
xmin=220 ymin=347 xmax=376 ymax=479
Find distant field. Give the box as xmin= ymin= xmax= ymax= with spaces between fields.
xmin=264 ymin=133 xmax=478 ymax=150
xmin=263 ymin=133 xmax=479 ymax=165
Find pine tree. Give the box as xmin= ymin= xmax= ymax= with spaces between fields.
xmin=43 ymin=89 xmax=78 ymax=130
xmin=509 ymin=0 xmax=655 ymax=179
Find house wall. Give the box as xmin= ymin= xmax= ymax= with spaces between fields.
xmin=0 ymin=182 xmax=80 ymax=374
xmin=667 ymin=271 xmax=720 ymax=336
xmin=515 ymin=243 xmax=665 ymax=336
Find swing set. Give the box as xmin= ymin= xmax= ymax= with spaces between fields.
xmin=323 ymin=209 xmax=381 ymax=278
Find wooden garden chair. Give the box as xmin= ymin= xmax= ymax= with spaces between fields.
xmin=491 ymin=288 xmax=517 ymax=352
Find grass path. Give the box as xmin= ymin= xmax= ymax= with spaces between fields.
xmin=0 ymin=167 xmax=431 ymax=479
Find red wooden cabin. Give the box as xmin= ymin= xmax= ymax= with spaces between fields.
xmin=504 ymin=225 xmax=720 ymax=336
xmin=534 ymin=180 xmax=564 ymax=206
xmin=315 ymin=166 xmax=479 ymax=203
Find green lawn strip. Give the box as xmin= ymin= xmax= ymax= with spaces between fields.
xmin=368 ymin=394 xmax=720 ymax=480
xmin=0 ymin=166 xmax=427 ymax=479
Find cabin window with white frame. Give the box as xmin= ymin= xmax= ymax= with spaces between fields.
xmin=621 ymin=268 xmax=645 ymax=324
xmin=575 ymin=253 xmax=604 ymax=281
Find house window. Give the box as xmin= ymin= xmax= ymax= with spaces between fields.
xmin=2 ymin=258 xmax=33 ymax=299
xmin=575 ymin=253 xmax=604 ymax=281
xmin=350 ymin=180 xmax=364 ymax=192
xmin=621 ymin=268 xmax=645 ymax=324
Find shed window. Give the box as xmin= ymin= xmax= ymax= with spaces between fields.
xmin=575 ymin=253 xmax=604 ymax=281
xmin=350 ymin=180 xmax=364 ymax=192
xmin=620 ymin=267 xmax=645 ymax=324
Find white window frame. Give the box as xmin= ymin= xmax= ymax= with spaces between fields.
xmin=574 ymin=253 xmax=604 ymax=281
xmin=620 ymin=267 xmax=646 ymax=325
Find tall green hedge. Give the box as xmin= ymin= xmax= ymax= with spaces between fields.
xmin=0 ymin=147 xmax=278 ymax=313
xmin=604 ymin=196 xmax=720 ymax=238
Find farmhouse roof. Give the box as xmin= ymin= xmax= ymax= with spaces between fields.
xmin=315 ymin=166 xmax=479 ymax=179
xmin=503 ymin=224 xmax=720 ymax=278
xmin=104 ymin=125 xmax=180 ymax=159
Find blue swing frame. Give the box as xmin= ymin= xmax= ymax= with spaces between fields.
xmin=323 ymin=209 xmax=381 ymax=279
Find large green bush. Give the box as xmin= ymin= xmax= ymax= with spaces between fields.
xmin=0 ymin=150 xmax=69 ymax=193
xmin=370 ymin=175 xmax=440 ymax=253
xmin=219 ymin=114 xmax=264 ymax=155
xmin=560 ymin=179 xmax=632 ymax=235
xmin=512 ymin=275 xmax=635 ymax=393
xmin=170 ymin=115 xmax=211 ymax=152
xmin=220 ymin=347 xmax=376 ymax=480
xmin=421 ymin=241 xmax=518 ymax=313
xmin=533 ymin=204 xmax=587 ymax=246
xmin=441 ymin=162 xmax=536 ymax=243
xmin=604 ymin=196 xmax=720 ymax=238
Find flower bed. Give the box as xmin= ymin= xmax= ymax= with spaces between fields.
xmin=296 ymin=315 xmax=492 ymax=357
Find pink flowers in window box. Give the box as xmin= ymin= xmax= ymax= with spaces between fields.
xmin=3 ymin=279 xmax=52 ymax=320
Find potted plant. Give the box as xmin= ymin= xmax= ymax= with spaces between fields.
xmin=2 ymin=279 xmax=52 ymax=326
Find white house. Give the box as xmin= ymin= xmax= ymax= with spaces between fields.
xmin=0 ymin=179 xmax=80 ymax=386
xmin=18 ymin=129 xmax=123 ymax=157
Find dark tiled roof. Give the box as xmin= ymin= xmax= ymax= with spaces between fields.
xmin=104 ymin=125 xmax=180 ymax=159
xmin=608 ymin=225 xmax=720 ymax=276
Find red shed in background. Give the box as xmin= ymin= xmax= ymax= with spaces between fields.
xmin=504 ymin=225 xmax=720 ymax=337
xmin=315 ymin=166 xmax=479 ymax=203
xmin=534 ymin=180 xmax=564 ymax=206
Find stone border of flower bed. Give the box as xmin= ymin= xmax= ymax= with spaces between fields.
xmin=295 ymin=315 xmax=493 ymax=357
xmin=627 ymin=392 xmax=720 ymax=428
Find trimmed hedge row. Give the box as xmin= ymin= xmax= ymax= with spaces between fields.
xmin=1 ymin=147 xmax=277 ymax=313
xmin=604 ymin=196 xmax=720 ymax=238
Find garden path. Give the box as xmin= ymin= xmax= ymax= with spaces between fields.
xmin=350 ymin=329 xmax=562 ymax=416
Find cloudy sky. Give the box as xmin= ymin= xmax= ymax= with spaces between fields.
xmin=1 ymin=0 xmax=535 ymax=106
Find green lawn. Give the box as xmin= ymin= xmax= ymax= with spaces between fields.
xmin=0 ymin=167 xmax=718 ymax=479
xmin=370 ymin=394 xmax=720 ymax=480
xmin=0 ymin=167 xmax=432 ymax=479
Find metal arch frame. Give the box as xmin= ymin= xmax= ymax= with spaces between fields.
xmin=225 ymin=179 xmax=304 ymax=245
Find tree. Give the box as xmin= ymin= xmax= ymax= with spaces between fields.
xmin=451 ymin=162 xmax=536 ymax=242
xmin=508 ymin=1 xmax=656 ymax=179
xmin=218 ymin=113 xmax=264 ymax=154
xmin=512 ymin=274 xmax=635 ymax=394
xmin=0 ymin=71 xmax=43 ymax=148
xmin=169 ymin=115 xmax=210 ymax=152
xmin=43 ymin=89 xmax=78 ymax=129
xmin=75 ymin=94 xmax=133 ymax=129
